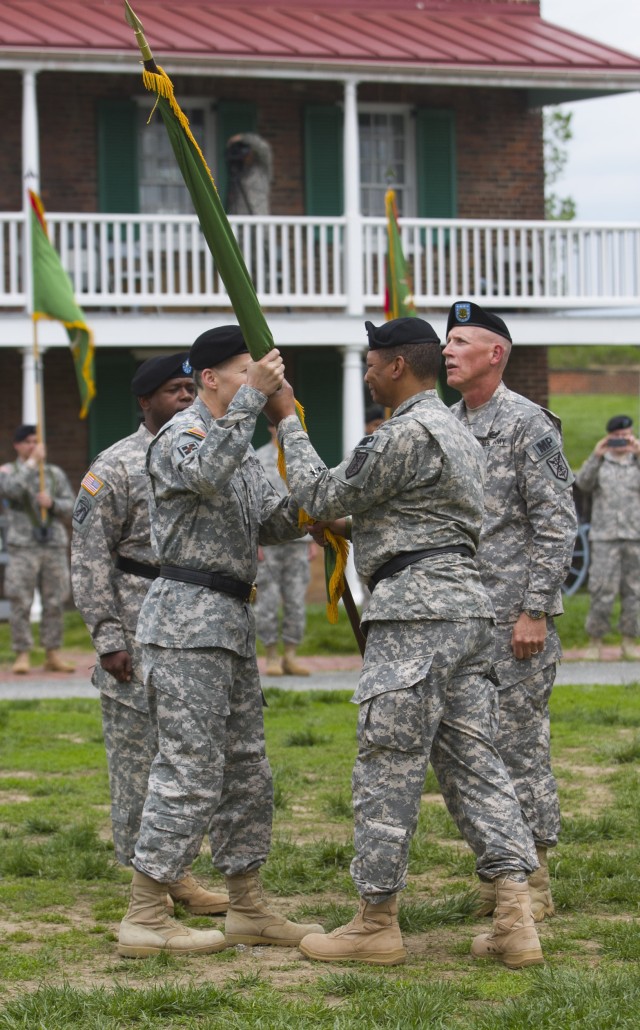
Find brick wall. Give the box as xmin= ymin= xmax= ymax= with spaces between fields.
xmin=3 ymin=72 xmax=543 ymax=221
xmin=505 ymin=346 xmax=549 ymax=408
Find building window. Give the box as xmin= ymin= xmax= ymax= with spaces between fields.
xmin=359 ymin=108 xmax=415 ymax=217
xmin=137 ymin=102 xmax=214 ymax=214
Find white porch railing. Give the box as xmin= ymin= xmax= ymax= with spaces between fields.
xmin=1 ymin=212 xmax=639 ymax=311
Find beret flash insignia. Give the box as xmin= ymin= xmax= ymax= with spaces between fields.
xmin=454 ymin=302 xmax=471 ymax=323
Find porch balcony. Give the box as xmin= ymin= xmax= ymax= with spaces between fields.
xmin=1 ymin=212 xmax=639 ymax=313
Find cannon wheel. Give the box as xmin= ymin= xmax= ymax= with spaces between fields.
xmin=562 ymin=522 xmax=590 ymax=597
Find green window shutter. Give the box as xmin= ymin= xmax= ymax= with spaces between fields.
xmin=216 ymin=101 xmax=258 ymax=209
xmin=88 ymin=350 xmax=138 ymax=460
xmin=97 ymin=100 xmax=139 ymax=213
xmin=295 ymin=350 xmax=343 ymax=467
xmin=415 ymin=109 xmax=456 ymax=219
xmin=304 ymin=105 xmax=344 ymax=216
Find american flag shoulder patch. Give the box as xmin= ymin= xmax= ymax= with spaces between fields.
xmin=81 ymin=471 xmax=104 ymax=496
xmin=185 ymin=427 xmax=206 ymax=439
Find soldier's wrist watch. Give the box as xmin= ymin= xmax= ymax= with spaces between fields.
xmin=524 ymin=609 xmax=546 ymax=620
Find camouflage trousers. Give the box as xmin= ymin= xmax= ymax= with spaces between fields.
xmin=586 ymin=539 xmax=640 ymax=639
xmin=4 ymin=545 xmax=70 ymax=652
xmin=100 ymin=687 xmax=156 ymax=866
xmin=133 ymin=644 xmax=273 ymax=884
xmin=254 ymin=542 xmax=310 ymax=647
xmin=493 ymin=663 xmax=560 ymax=849
xmin=351 ymin=619 xmax=537 ymax=903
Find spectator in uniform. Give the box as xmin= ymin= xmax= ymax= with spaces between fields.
xmin=0 ymin=425 xmax=75 ymax=675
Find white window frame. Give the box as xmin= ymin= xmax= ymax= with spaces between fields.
xmin=135 ymin=96 xmax=216 ymax=214
xmin=358 ymin=104 xmax=417 ymax=218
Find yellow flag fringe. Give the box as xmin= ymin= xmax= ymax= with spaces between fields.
xmin=275 ymin=399 xmax=350 ymax=623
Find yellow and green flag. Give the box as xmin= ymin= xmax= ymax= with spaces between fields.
xmin=384 ymin=187 xmax=417 ymax=319
xmin=134 ymin=41 xmax=348 ymax=622
xmin=29 ymin=190 xmax=95 ymax=418
xmin=384 ymin=187 xmax=458 ymax=405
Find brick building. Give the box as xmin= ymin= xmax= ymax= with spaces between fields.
xmin=0 ymin=0 xmax=639 ymax=485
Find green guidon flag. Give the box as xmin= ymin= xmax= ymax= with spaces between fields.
xmin=29 ymin=189 xmax=96 ymax=418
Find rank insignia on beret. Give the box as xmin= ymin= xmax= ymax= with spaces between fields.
xmin=345 ymin=452 xmax=369 ymax=479
xmin=546 ymin=452 xmax=569 ymax=482
xmin=81 ymin=471 xmax=104 ymax=496
xmin=454 ymin=302 xmax=471 ymax=323
xmin=185 ymin=427 xmax=206 ymax=439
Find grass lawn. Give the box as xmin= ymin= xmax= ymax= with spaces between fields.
xmin=1 ymin=682 xmax=640 ymax=1027
xmin=549 ymin=393 xmax=640 ymax=471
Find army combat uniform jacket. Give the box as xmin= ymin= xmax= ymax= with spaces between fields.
xmin=71 ymin=422 xmax=156 ymax=710
xmin=0 ymin=460 xmax=73 ymax=547
xmin=278 ymin=389 xmax=494 ymax=632
xmin=137 ymin=389 xmax=304 ymax=653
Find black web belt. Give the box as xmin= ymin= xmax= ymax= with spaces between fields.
xmin=159 ymin=564 xmax=257 ymax=604
xmin=368 ymin=545 xmax=474 ymax=593
xmin=115 ymin=555 xmax=160 ymax=581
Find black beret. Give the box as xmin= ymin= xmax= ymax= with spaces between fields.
xmin=13 ymin=424 xmax=36 ymax=443
xmin=131 ymin=353 xmax=193 ymax=397
xmin=365 ymin=317 xmax=440 ymax=349
xmin=189 ymin=325 xmax=249 ymax=370
xmin=447 ymin=301 xmax=512 ymax=343
xmin=606 ymin=414 xmax=633 ymax=432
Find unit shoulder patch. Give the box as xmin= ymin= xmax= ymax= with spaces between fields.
xmin=345 ymin=451 xmax=369 ymax=479
xmin=546 ymin=451 xmax=570 ymax=482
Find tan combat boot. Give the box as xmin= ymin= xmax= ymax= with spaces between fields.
xmin=117 ymin=870 xmax=227 ymax=958
xmin=265 ymin=645 xmax=283 ymax=676
xmin=528 ymin=846 xmax=555 ymax=922
xmin=11 ymin=652 xmax=30 ymax=675
xmin=471 ymin=876 xmax=544 ymax=969
xmin=475 ymin=878 xmax=496 ymax=917
xmin=167 ymin=868 xmax=229 ymax=915
xmin=282 ymin=644 xmax=310 ymax=677
xmin=583 ymin=638 xmax=602 ymax=660
xmin=621 ymin=636 xmax=640 ymax=660
xmin=224 ymin=870 xmax=324 ymax=947
xmin=299 ymin=896 xmax=406 ymax=966
xmin=44 ymin=650 xmax=76 ymax=673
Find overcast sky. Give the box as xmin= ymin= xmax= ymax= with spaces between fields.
xmin=540 ymin=0 xmax=640 ymax=221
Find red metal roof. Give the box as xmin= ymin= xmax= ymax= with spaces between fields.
xmin=1 ymin=0 xmax=639 ymax=74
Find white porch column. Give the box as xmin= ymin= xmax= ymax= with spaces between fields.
xmin=342 ymin=343 xmax=366 ymax=605
xmin=22 ymin=68 xmax=41 ymax=425
xmin=21 ymin=348 xmax=39 ymax=426
xmin=22 ymin=69 xmax=40 ymax=317
xmin=343 ymin=78 xmax=363 ymax=317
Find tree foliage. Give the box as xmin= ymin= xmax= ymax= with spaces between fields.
xmin=544 ymin=109 xmax=577 ymax=220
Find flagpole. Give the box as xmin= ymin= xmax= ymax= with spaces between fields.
xmin=31 ymin=317 xmax=47 ymax=527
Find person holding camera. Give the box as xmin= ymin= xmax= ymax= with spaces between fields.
xmin=0 ymin=425 xmax=75 ymax=674
xmin=575 ymin=414 xmax=640 ymax=660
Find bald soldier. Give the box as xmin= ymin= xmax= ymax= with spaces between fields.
xmin=443 ymin=302 xmax=577 ymax=921
xmin=117 ymin=327 xmax=324 ymax=958
xmin=72 ymin=354 xmax=228 ymax=916
xmin=265 ymin=316 xmax=543 ymax=970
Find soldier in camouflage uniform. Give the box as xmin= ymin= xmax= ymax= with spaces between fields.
xmin=254 ymin=425 xmax=314 ymax=676
xmin=444 ymin=301 xmax=577 ymax=923
xmin=576 ymin=414 xmax=640 ymax=659
xmin=265 ymin=317 xmax=543 ymax=970
xmin=117 ymin=326 xmax=324 ymax=959
xmin=71 ymin=353 xmax=228 ymax=916
xmin=0 ymin=425 xmax=75 ymax=675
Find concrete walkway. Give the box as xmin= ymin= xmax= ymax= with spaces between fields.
xmin=0 ymin=650 xmax=639 ymax=700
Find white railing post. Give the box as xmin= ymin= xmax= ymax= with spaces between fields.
xmin=343 ymin=78 xmax=364 ymax=317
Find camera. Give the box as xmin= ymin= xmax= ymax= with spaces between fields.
xmin=225 ymin=140 xmax=252 ymax=173
xmin=607 ymin=437 xmax=628 ymax=448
